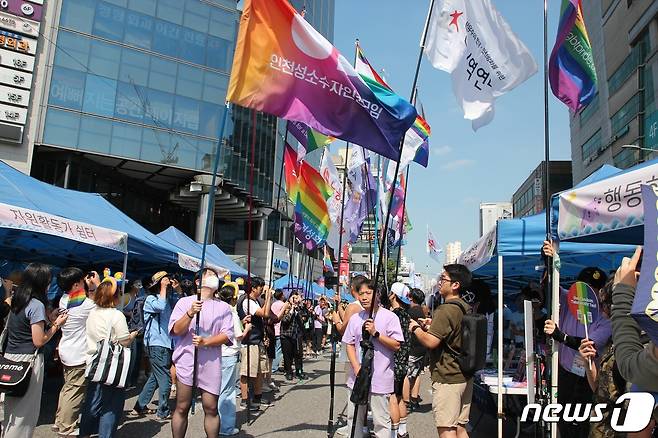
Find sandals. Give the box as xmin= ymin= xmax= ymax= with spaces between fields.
xmin=128 ymin=407 xmax=156 ymax=418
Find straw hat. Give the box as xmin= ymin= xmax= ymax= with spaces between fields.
xmin=148 ymin=271 xmax=169 ymax=289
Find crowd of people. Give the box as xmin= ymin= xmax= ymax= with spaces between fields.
xmin=0 ymin=246 xmax=656 ymax=438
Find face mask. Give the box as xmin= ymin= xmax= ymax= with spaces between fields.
xmin=202 ymin=276 xmax=220 ymax=291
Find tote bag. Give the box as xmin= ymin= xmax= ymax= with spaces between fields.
xmin=85 ymin=315 xmax=131 ymax=388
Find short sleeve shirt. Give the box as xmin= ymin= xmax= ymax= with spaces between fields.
xmin=428 ymin=298 xmax=471 ymax=384
xmin=85 ymin=308 xmax=130 ymax=361
xmin=6 ymin=298 xmax=47 ymax=354
xmin=342 ymin=307 xmax=404 ymax=395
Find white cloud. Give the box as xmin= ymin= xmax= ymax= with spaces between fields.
xmin=440 ymin=159 xmax=474 ymax=171
xmin=432 ymin=145 xmax=452 ymax=156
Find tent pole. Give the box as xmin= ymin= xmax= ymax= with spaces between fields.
xmin=497 ymin=255 xmax=503 ymax=438
xmin=120 ymin=251 xmax=128 ymax=310
xmin=550 ymin=243 xmax=560 ymax=438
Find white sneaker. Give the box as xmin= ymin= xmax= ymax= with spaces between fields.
xmin=268 ymin=381 xmax=278 ymax=391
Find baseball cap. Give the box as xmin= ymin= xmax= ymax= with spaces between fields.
xmin=390 ymin=282 xmax=410 ymax=305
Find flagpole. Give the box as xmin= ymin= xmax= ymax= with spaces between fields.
xmin=268 ymin=122 xmax=291 ymax=288
xmin=373 ymin=155 xmax=381 ymax=271
xmin=361 ymin=149 xmax=376 ymax=277
xmin=191 ymin=103 xmax=229 ymax=415
xmin=350 ymin=2 xmax=435 ymax=438
xmin=542 ymin=1 xmax=557 ymax=438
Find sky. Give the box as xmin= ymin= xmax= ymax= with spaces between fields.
xmin=331 ymin=0 xmax=573 ymax=275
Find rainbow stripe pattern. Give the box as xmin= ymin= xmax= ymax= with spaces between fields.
xmin=549 ymin=0 xmax=597 ymax=112
xmin=227 ymin=0 xmax=416 ymax=161
xmin=567 ymin=281 xmax=598 ymax=324
xmin=284 ymin=143 xmax=300 ymax=203
xmin=355 ymin=43 xmax=430 ymax=167
xmin=293 ymin=161 xmax=333 ymax=250
xmin=323 ymin=246 xmax=334 ymax=274
xmin=66 ymin=288 xmax=86 ymax=309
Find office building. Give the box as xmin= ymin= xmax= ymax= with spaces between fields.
xmin=570 ymin=0 xmax=656 ymax=183
xmin=512 ymin=161 xmax=573 ymax=218
xmin=479 ymin=202 xmax=513 ymax=236
xmin=0 ymin=0 xmax=335 ymax=278
xmin=445 ymin=241 xmax=462 ymax=264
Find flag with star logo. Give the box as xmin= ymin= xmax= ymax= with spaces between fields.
xmin=427 ymin=226 xmax=442 ymax=263
xmin=423 ymin=0 xmax=537 ymax=130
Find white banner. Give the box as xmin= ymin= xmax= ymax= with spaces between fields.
xmin=557 ymin=163 xmax=658 ymax=241
xmin=457 ymin=225 xmax=496 ymax=271
xmin=0 ymin=202 xmax=128 ymax=253
xmin=177 ymin=252 xmax=229 ymax=276
xmin=0 ymin=65 xmax=31 ymax=89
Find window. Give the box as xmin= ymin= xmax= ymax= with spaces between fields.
xmin=179 ymin=28 xmax=206 ymax=65
xmin=183 ymin=0 xmax=209 ymax=33
xmin=149 ymin=58 xmax=176 ymax=93
xmin=82 ymin=75 xmax=117 ymax=117
xmin=614 ymin=148 xmax=637 ymax=169
xmin=78 ymin=116 xmax=112 ymax=153
xmin=208 ymin=7 xmax=236 ymax=40
xmin=176 ymin=65 xmax=203 ymax=100
xmin=206 ymin=36 xmax=232 ymax=71
xmin=144 ymin=88 xmax=173 ymax=127
xmin=119 ymin=49 xmax=149 ymax=86
xmin=152 ymin=19 xmax=179 ymax=58
xmin=124 ymin=9 xmax=153 ymax=50
xmin=608 ymin=46 xmax=640 ymax=96
xmin=88 ymin=40 xmax=121 ymax=79
xmin=127 ymin=0 xmax=155 ymax=15
xmin=60 ymin=0 xmax=96 ymax=33
xmin=579 ymin=93 xmax=599 ymax=126
xmin=93 ymin=1 xmax=125 ymax=41
xmin=54 ymin=31 xmax=91 ymax=72
xmin=114 ymin=81 xmax=144 ymax=123
xmin=43 ymin=109 xmax=80 ymax=148
xmin=110 ymin=122 xmax=141 ymax=158
xmin=203 ymin=71 xmax=228 ymax=104
xmin=173 ymin=95 xmax=200 ymax=134
xmin=49 ymin=67 xmax=86 ymax=110
xmin=581 ymin=130 xmax=602 ymax=162
xmin=611 ymin=94 xmax=640 ymax=135
xmin=156 ymin=0 xmax=182 ymax=25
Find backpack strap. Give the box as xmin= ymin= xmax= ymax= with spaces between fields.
xmin=441 ymin=301 xmax=467 ymax=358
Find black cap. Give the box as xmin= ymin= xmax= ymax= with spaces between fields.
xmin=577 ymin=267 xmax=607 ymax=290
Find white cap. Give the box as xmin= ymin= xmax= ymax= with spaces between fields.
xmin=390 ymin=282 xmax=410 ymax=305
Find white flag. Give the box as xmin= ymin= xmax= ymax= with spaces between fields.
xmin=427 ymin=226 xmax=443 ymax=263
xmin=423 ymin=0 xmax=537 ymax=129
xmin=320 ymin=150 xmax=342 ymax=223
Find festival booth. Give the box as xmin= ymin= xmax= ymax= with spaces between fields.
xmin=158 ymin=226 xmax=248 ymax=277
xmin=0 ymin=161 xmax=204 ymax=274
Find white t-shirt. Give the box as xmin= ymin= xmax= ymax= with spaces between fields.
xmin=85 ymin=307 xmax=130 ymax=362
xmin=59 ymin=295 xmax=96 ymax=367
xmin=241 ymin=297 xmax=261 ymax=317
xmin=222 ymin=307 xmax=244 ymax=357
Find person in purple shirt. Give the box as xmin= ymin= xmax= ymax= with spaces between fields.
xmin=343 ymin=277 xmax=404 ymax=438
xmin=168 ymin=268 xmax=234 ymax=438
xmin=542 ymin=242 xmax=611 ymax=438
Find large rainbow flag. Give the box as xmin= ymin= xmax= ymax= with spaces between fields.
xmin=293 ymin=161 xmax=333 ymax=250
xmin=227 ymin=0 xmax=416 ymax=161
xmin=355 ymin=43 xmax=430 ymax=168
xmin=549 ymin=0 xmax=597 ymax=112
xmin=284 ymin=143 xmax=300 ymax=203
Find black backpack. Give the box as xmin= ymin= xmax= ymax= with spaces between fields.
xmin=443 ymin=301 xmax=487 ymax=377
xmin=128 ymin=296 xmax=157 ymax=336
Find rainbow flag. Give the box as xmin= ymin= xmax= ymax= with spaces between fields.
xmin=66 ymin=288 xmax=86 ymax=309
xmin=355 ymin=43 xmax=431 ymax=167
xmin=567 ymin=281 xmax=599 ymax=324
xmin=293 ymin=161 xmax=333 ymax=250
xmin=284 ymin=143 xmax=300 ymax=203
xmin=227 ymin=0 xmax=416 ymax=161
xmin=323 ymin=246 xmax=334 ymax=274
xmin=288 ymin=120 xmax=334 ymax=161
xmin=549 ymin=0 xmax=597 ymax=111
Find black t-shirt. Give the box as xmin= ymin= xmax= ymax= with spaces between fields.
xmin=408 ymin=305 xmax=427 ymax=357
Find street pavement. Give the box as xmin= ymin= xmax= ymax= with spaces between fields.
xmin=33 ymin=350 xmax=508 ymax=437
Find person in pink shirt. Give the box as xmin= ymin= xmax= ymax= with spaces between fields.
xmin=343 ymin=277 xmax=404 ymax=438
xmin=270 ymin=290 xmax=287 ymax=374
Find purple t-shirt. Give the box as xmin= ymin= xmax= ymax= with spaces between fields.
xmin=342 ymin=307 xmax=404 ymax=395
xmin=558 ymin=287 xmax=612 ymax=377
xmin=271 ymin=300 xmax=285 ymax=336
xmin=169 ymin=296 xmax=234 ymax=395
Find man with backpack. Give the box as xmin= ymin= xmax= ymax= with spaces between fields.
xmin=410 ymin=264 xmax=485 ymax=438
xmin=131 ymin=271 xmax=174 ymax=420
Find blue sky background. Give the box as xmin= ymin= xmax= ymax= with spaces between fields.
xmin=331 ymin=0 xmax=574 ymax=275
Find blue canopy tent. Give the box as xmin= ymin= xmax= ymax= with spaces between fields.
xmin=158 ymin=226 xmax=248 ymax=277
xmin=0 ymin=161 xmax=196 ymax=273
xmin=550 ymin=159 xmax=658 ymax=244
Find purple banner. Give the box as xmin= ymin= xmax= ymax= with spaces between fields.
xmin=287 ymin=120 xmax=308 ymax=149
xmin=633 ymin=184 xmax=658 ymax=345
xmin=0 ymin=1 xmax=43 ymax=23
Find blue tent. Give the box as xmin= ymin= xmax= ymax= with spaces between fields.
xmin=0 ymin=160 xmax=187 ymax=273
xmin=551 ymin=159 xmax=658 ymax=244
xmin=273 ymin=274 xmax=306 ymax=290
xmin=157 ymin=226 xmax=248 ymax=276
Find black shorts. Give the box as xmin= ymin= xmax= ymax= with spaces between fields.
xmin=266 ymin=336 xmax=276 ymax=359
xmin=407 ymin=355 xmax=424 ymax=378
xmin=394 ymin=376 xmax=405 ymax=397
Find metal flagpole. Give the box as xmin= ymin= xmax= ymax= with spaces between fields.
xmin=350 ymin=2 xmax=435 ymax=437
xmin=245 ymin=108 xmax=258 ymax=422
xmin=191 ymin=103 xmax=229 ymax=415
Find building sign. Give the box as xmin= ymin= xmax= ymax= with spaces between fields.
xmin=0 ymin=84 xmax=28 ymax=106
xmin=0 ymin=31 xmax=35 ymax=55
xmin=0 ymin=0 xmax=43 ymax=22
xmin=0 ymin=10 xmax=38 ymax=37
xmin=0 ymin=102 xmax=26 ymax=124
xmin=0 ymin=66 xmax=31 ymax=89
xmin=646 ymin=110 xmax=658 ymax=150
xmin=0 ymin=47 xmax=33 ymax=72
xmin=272 ymin=245 xmax=290 ymax=275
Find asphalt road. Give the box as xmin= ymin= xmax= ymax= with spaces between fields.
xmin=33 ymin=351 xmax=518 ymax=437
